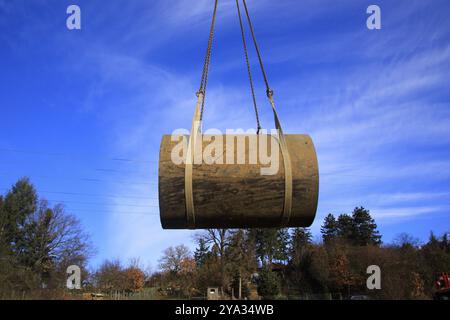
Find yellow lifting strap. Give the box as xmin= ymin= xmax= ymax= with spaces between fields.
xmin=184 ymin=93 xmax=293 ymax=229
xmin=185 ymin=92 xmax=203 ymax=229
xmin=268 ymin=93 xmax=293 ymax=227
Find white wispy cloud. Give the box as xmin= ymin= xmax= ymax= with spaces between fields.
xmin=376 ymin=192 xmax=450 ymax=203
xmin=370 ymin=206 xmax=447 ymax=220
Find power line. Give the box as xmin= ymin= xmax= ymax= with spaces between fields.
xmin=0 ymin=190 xmax=161 ymax=215
xmin=41 ymin=191 xmax=157 ymax=200
xmin=0 ymin=172 xmax=158 ymax=186
xmin=321 ymin=172 xmax=383 ymax=179
xmin=0 ymin=188 xmax=157 ymax=200
xmin=0 ymin=147 xmax=158 ymax=164
xmin=0 ymin=165 xmax=158 ymax=178
xmin=94 ymin=168 xmax=158 ymax=175
xmin=47 ymin=199 xmax=159 ymax=208
xmin=67 ymin=210 xmax=160 ymax=216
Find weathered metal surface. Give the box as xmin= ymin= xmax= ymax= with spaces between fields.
xmin=158 ymin=134 xmax=319 ymax=229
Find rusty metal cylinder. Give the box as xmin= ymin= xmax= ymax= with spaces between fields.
xmin=158 ymin=134 xmax=319 ymax=229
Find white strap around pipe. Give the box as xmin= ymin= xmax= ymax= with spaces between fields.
xmin=184 ymin=92 xmax=293 ymax=228
xmin=268 ymin=95 xmax=293 ymax=227
xmin=185 ymin=93 xmax=203 ymax=229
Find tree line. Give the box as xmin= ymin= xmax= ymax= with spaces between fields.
xmin=154 ymin=217 xmax=449 ymax=299
xmin=0 ymin=178 xmax=93 ymax=298
xmin=1 ymin=178 xmax=449 ymax=299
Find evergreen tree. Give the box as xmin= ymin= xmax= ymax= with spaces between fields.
xmin=351 ymin=207 xmax=382 ymax=245
xmin=1 ymin=178 xmax=37 ymax=254
xmin=225 ymin=230 xmax=256 ymax=272
xmin=440 ymin=233 xmax=449 ymax=253
xmin=290 ymin=228 xmax=312 ymax=263
xmin=256 ymin=267 xmax=280 ymax=299
xmin=248 ymin=229 xmax=275 ymax=267
xmin=292 ymin=228 xmax=312 ymax=247
xmin=321 ymin=214 xmax=338 ymax=244
xmin=248 ymin=228 xmax=290 ymax=267
xmin=336 ymin=213 xmax=355 ymax=242
xmin=274 ymin=228 xmax=290 ymax=264
xmin=428 ymin=231 xmax=440 ymax=247
xmin=194 ymin=238 xmax=210 ymax=267
xmin=225 ymin=230 xmax=257 ymax=299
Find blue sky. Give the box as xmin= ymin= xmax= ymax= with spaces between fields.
xmin=1 ymin=0 xmax=449 ymax=269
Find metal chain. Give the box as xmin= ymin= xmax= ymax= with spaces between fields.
xmin=198 ymin=0 xmax=219 ymax=121
xmin=236 ymin=0 xmax=262 ymax=133
xmin=242 ymin=0 xmax=273 ymax=99
xmin=197 ymin=0 xmax=272 ymax=130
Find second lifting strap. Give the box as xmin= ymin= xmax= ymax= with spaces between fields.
xmin=268 ymin=94 xmax=293 ymax=227
xmin=184 ymin=0 xmax=293 ymax=228
xmin=184 ymin=94 xmax=294 ymax=229
xmin=185 ymin=92 xmax=203 ymax=229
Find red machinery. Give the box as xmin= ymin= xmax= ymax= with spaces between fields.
xmin=434 ymin=272 xmax=450 ymax=300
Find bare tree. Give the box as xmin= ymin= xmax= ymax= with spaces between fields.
xmin=159 ymin=245 xmax=191 ymax=273
xmin=24 ymin=201 xmax=93 ymax=270
xmin=196 ymin=229 xmax=231 ymax=259
xmin=94 ymin=259 xmax=126 ymax=292
xmin=393 ymin=233 xmax=422 ymax=248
